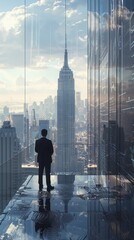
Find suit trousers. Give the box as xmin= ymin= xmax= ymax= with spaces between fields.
xmin=38 ymin=162 xmax=51 ymax=188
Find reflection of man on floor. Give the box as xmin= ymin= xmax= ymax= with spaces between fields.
xmin=35 ymin=194 xmax=51 ymax=237
xmin=35 ymin=129 xmax=54 ymax=192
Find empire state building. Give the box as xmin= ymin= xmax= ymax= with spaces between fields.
xmin=56 ymin=44 xmax=76 ymax=173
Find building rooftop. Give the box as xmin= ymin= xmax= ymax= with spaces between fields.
xmin=0 ymin=175 xmax=133 ymax=240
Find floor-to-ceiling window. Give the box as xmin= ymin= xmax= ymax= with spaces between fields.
xmin=87 ymin=1 xmax=134 ymax=239
xmin=88 ymin=0 xmax=134 ymax=181
xmin=0 ymin=0 xmax=88 ymax=215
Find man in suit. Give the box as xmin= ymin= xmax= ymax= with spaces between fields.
xmin=35 ymin=129 xmax=54 ymax=192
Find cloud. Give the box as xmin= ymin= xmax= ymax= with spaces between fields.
xmin=66 ymin=9 xmax=77 ymax=18
xmin=31 ymin=55 xmax=48 ymax=68
xmin=88 ymin=5 xmax=134 ymax=68
xmin=0 ymin=6 xmax=27 ymax=34
xmin=0 ymin=1 xmax=87 ymax=106
xmin=88 ymin=11 xmax=101 ymax=32
xmin=69 ymin=0 xmax=87 ymax=8
xmin=16 ymin=76 xmax=24 ymax=86
xmin=0 ymin=0 xmax=86 ymax=69
xmin=79 ymin=35 xmax=87 ymax=42
xmin=0 ymin=80 xmax=5 ymax=87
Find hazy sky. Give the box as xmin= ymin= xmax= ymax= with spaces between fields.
xmin=0 ymin=1 xmax=133 ymax=112
xmin=0 ymin=0 xmax=87 ymax=110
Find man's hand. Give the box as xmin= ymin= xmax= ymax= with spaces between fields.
xmin=35 ymin=154 xmax=39 ymax=167
xmin=35 ymin=162 xmax=39 ymax=167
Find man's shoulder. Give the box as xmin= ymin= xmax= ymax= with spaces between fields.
xmin=36 ymin=138 xmax=43 ymax=143
xmin=46 ymin=138 xmax=52 ymax=143
xmin=36 ymin=138 xmax=41 ymax=142
xmin=36 ymin=137 xmax=52 ymax=144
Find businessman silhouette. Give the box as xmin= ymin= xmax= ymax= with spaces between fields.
xmin=35 ymin=129 xmax=54 ymax=192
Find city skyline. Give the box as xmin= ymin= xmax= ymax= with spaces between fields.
xmin=0 ymin=90 xmax=87 ymax=114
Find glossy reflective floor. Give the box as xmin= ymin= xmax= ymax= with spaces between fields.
xmin=0 ymin=175 xmax=133 ymax=240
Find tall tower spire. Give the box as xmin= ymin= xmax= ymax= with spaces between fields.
xmin=56 ymin=0 xmax=76 ymax=173
xmin=65 ymin=0 xmax=67 ymax=50
xmin=64 ymin=0 xmax=68 ymax=67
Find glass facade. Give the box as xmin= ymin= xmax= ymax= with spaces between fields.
xmin=88 ymin=0 xmax=134 ymax=181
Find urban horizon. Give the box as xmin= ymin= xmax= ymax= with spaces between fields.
xmin=0 ymin=90 xmax=87 ymax=113
xmin=0 ymin=1 xmax=134 ymax=239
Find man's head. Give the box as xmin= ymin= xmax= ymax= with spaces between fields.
xmin=41 ymin=129 xmax=47 ymax=137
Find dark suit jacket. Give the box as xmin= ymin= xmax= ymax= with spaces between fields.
xmin=35 ymin=137 xmax=54 ymax=165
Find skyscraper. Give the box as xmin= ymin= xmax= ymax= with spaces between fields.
xmin=11 ymin=114 xmax=24 ymax=146
xmin=39 ymin=119 xmax=49 ymax=138
xmin=56 ymin=3 xmax=76 ymax=173
xmin=0 ymin=121 xmax=21 ymax=211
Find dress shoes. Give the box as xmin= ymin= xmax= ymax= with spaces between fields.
xmin=47 ymin=186 xmax=54 ymax=192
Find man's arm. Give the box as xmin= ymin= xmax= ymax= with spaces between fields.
xmin=35 ymin=140 xmax=38 ymax=153
xmin=35 ymin=140 xmax=39 ymax=164
xmin=50 ymin=140 xmax=54 ymax=156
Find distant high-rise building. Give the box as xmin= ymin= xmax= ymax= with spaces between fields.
xmin=102 ymin=121 xmax=125 ymax=174
xmin=56 ymin=25 xmax=76 ymax=172
xmin=11 ymin=114 xmax=24 ymax=146
xmin=30 ymin=109 xmax=38 ymax=160
xmin=3 ymin=106 xmax=9 ymax=119
xmin=23 ymin=107 xmax=30 ymax=149
xmin=0 ymin=121 xmax=21 ymax=210
xmin=0 ymin=120 xmax=21 ymax=175
xmin=76 ymin=92 xmax=81 ymax=107
xmin=39 ymin=120 xmax=49 ymax=138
